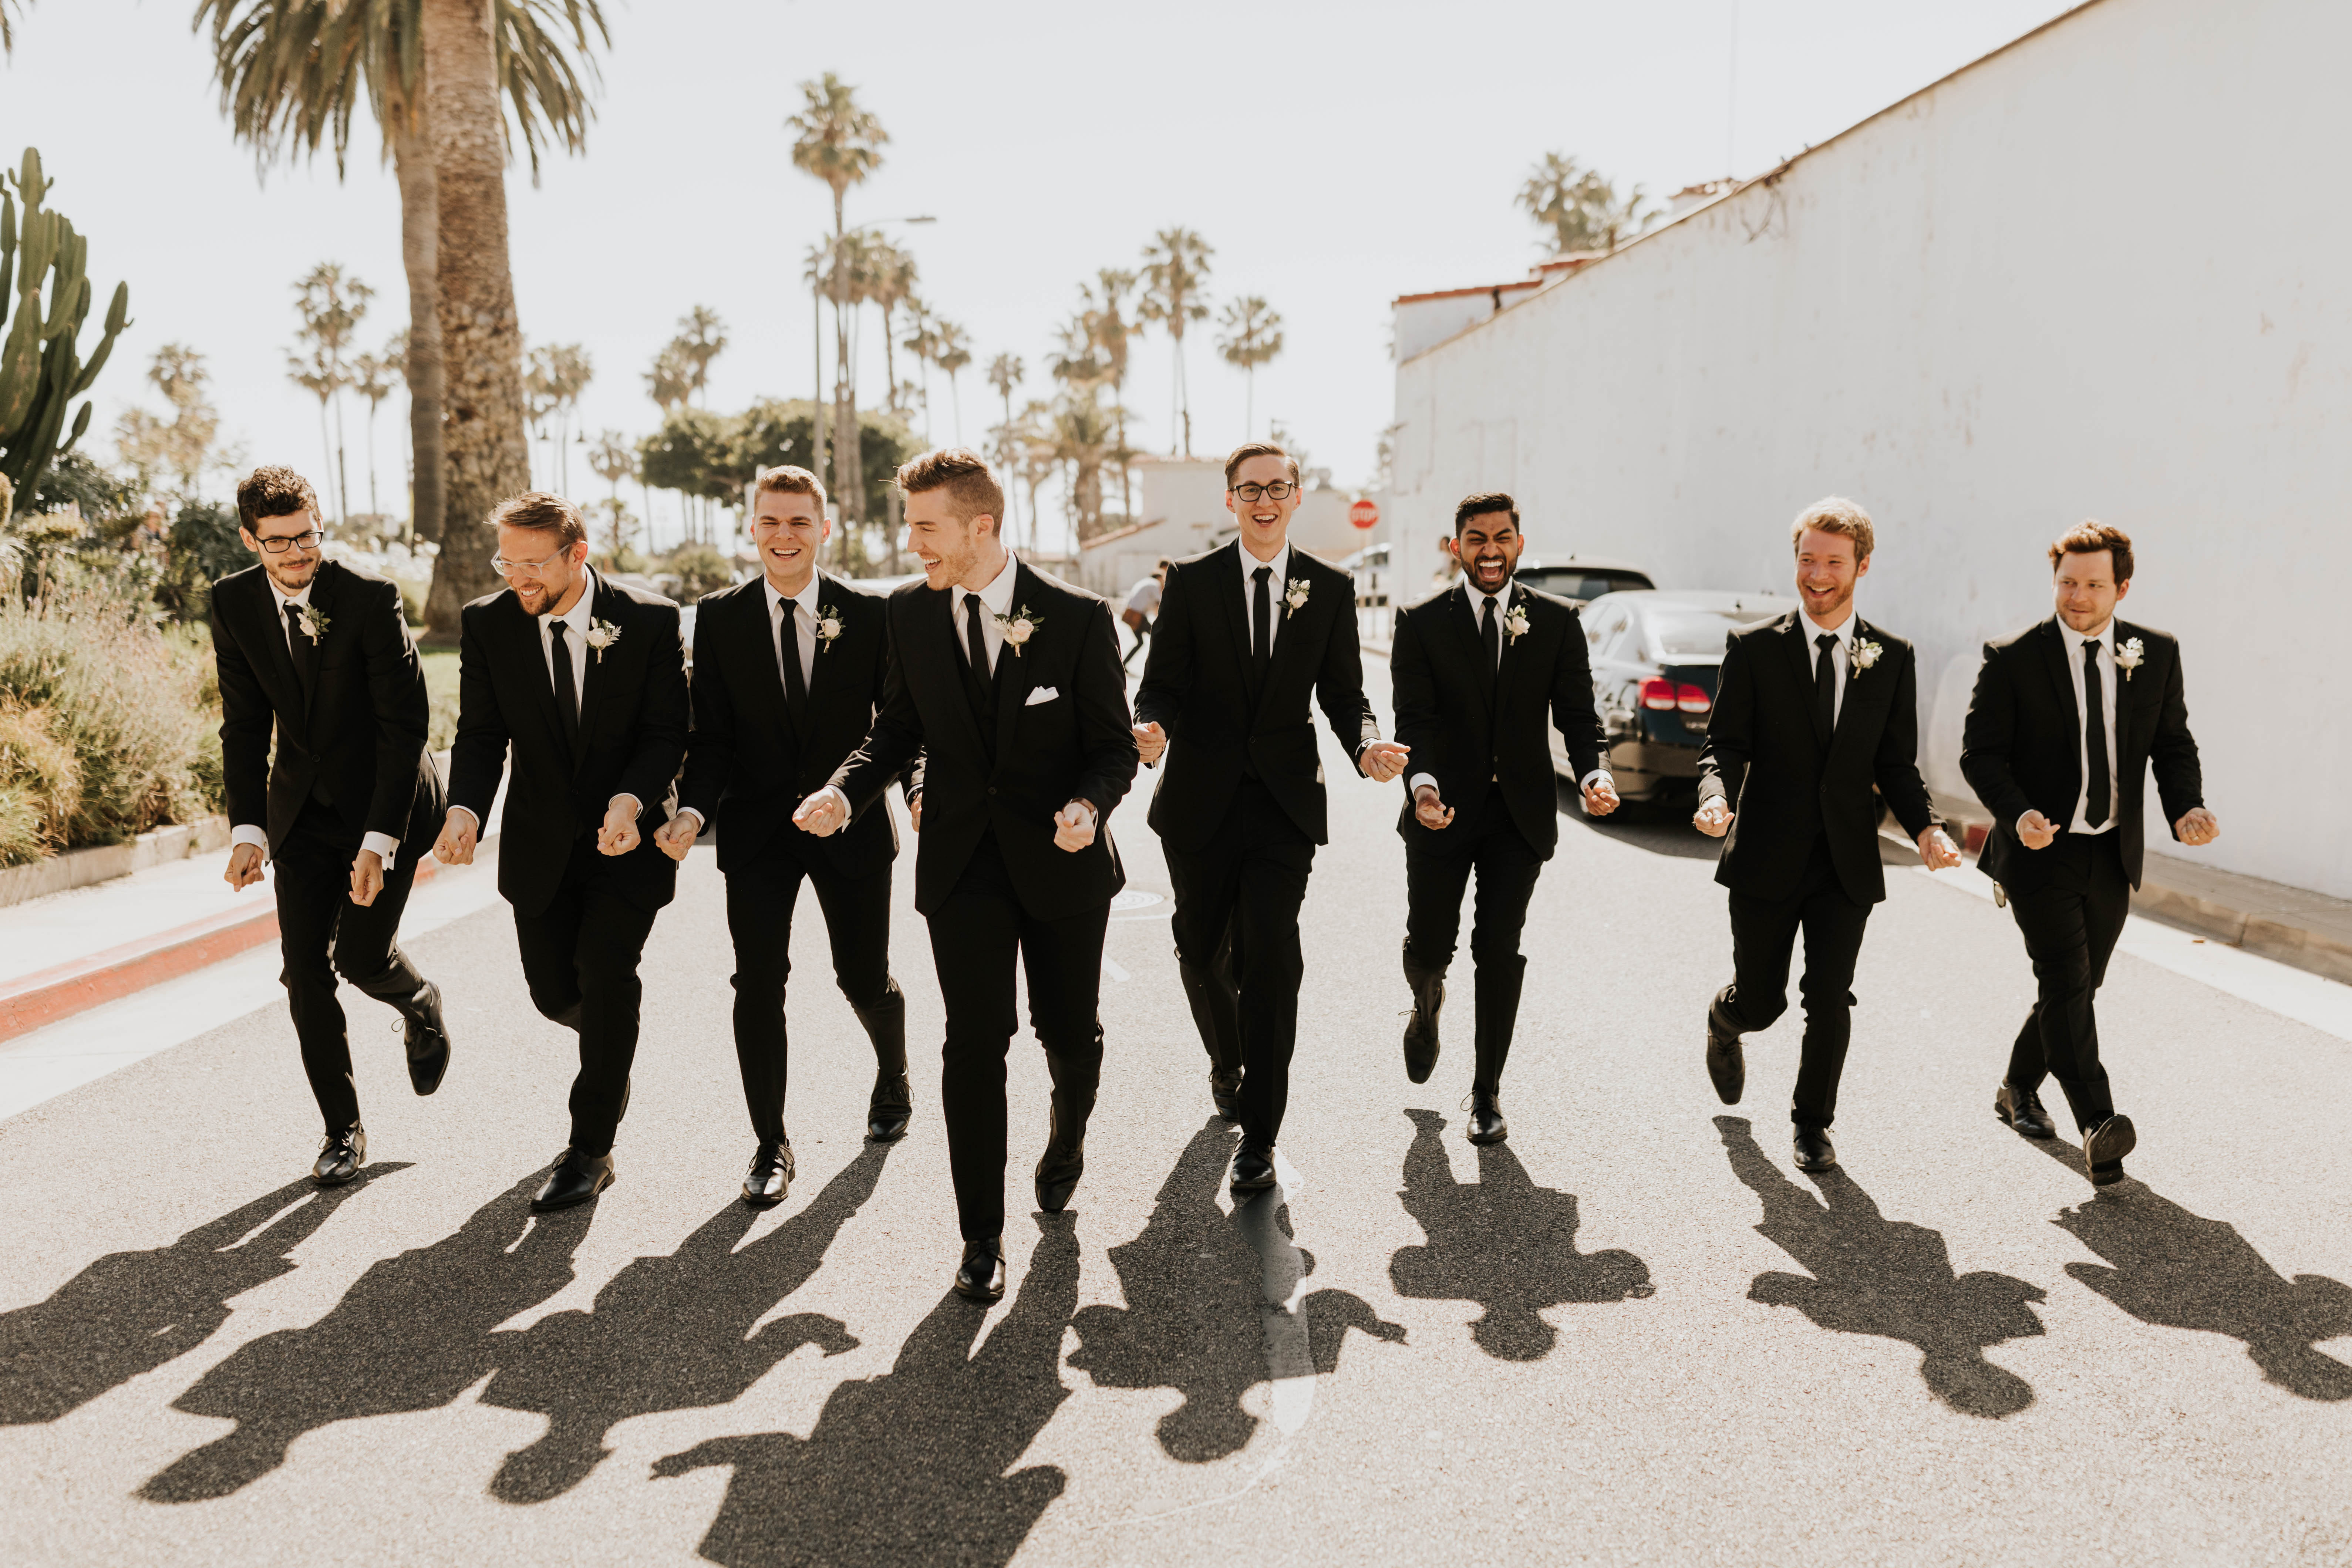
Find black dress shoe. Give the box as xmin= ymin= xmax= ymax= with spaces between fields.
xmin=532 ymin=1149 xmax=616 ymax=1212
xmin=1035 ymin=1142 xmax=1084 ymax=1215
xmin=401 ymin=981 xmax=452 ymax=1096
xmin=1402 ymin=968 xmax=1445 ymax=1085
xmin=866 ymin=1073 xmax=913 ymax=1143
xmin=313 ymin=1125 xmax=365 ymax=1186
xmin=1793 ymin=1126 xmax=1837 ymax=1173
xmin=1706 ymin=1024 xmax=1745 ymax=1106
xmin=1209 ymin=1070 xmax=1241 ymax=1123
xmin=954 ymin=1237 xmax=1007 ymax=1303
xmin=1230 ymin=1147 xmax=1277 ymax=1194
xmin=1994 ymin=1081 xmax=2055 ymax=1140
xmin=1466 ymin=1093 xmax=1508 ymax=1146
xmin=742 ymin=1142 xmax=794 ymax=1208
xmin=2083 ymin=1113 xmax=2136 ymax=1185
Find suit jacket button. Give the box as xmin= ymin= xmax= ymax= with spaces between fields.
xmin=987 ymin=786 xmax=997 ymax=796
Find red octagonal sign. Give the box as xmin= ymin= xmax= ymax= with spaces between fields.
xmin=1348 ymin=498 xmax=1380 ymax=530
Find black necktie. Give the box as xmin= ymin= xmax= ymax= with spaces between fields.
xmin=963 ymin=592 xmax=995 ymax=728
xmin=1812 ymin=633 xmax=1838 ymax=746
xmin=1482 ymin=594 xmax=1502 ymax=680
xmin=778 ymin=601 xmax=808 ymax=728
xmin=1251 ymin=565 xmax=1273 ymax=678
xmin=549 ymin=619 xmax=580 ymax=754
xmin=284 ymin=601 xmax=316 ymax=704
xmin=2083 ymin=639 xmax=2110 ymax=828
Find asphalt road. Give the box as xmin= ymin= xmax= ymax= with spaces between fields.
xmin=3 ymin=658 xmax=2348 ymax=1567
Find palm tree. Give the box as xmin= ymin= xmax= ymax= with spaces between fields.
xmin=192 ymin=0 xmax=609 ymax=632
xmin=1516 ymin=151 xmax=1657 ymax=255
xmin=291 ymin=262 xmax=372 ymax=521
xmin=867 ymin=241 xmax=919 ymax=415
xmin=1139 ymin=227 xmax=1213 ymax=457
xmin=0 ymin=0 xmax=27 ymax=56
xmin=787 ymin=70 xmax=886 ymax=563
xmin=349 ymin=348 xmax=398 ymax=519
xmin=1216 ymin=295 xmax=1284 ymax=441
xmin=672 ymin=306 xmax=727 ymax=407
xmin=931 ymin=319 xmax=971 ymax=445
xmin=1049 ymin=391 xmax=1111 ymax=546
xmin=985 ymin=351 xmax=1023 ymax=529
xmin=587 ymin=428 xmax=635 ymax=559
xmin=286 ymin=347 xmax=341 ymax=519
xmin=898 ymin=294 xmax=938 ymax=445
xmin=1088 ymin=267 xmax=1139 ymax=522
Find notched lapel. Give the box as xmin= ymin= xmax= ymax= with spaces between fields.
xmin=299 ymin=566 xmax=343 ymax=723
xmin=1260 ymin=563 xmax=1325 ymax=718
xmin=993 ymin=566 xmax=1042 ymax=757
xmin=1216 ymin=543 xmax=1258 ymax=694
xmin=926 ymin=584 xmax=990 ymax=762
xmin=249 ymin=578 xmax=310 ymax=738
xmin=2036 ymin=617 xmax=2081 ymax=736
xmin=573 ymin=573 xmax=619 ymax=769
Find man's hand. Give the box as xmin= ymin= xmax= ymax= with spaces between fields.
xmin=1917 ymin=825 xmax=1963 ymax=870
xmin=1133 ymin=721 xmax=1167 ymax=768
xmin=2176 ymin=806 xmax=2220 ymax=847
xmin=433 ymin=809 xmax=477 ymax=866
xmin=224 ymin=842 xmax=266 ymax=891
xmin=653 ymin=812 xmax=700 ymax=862
xmin=1413 ymin=784 xmax=1455 ymax=831
xmin=597 ymin=796 xmax=641 ymax=857
xmin=1694 ymin=798 xmax=1732 ymax=838
xmin=795 ymin=788 xmax=850 ymax=838
xmin=1359 ymin=740 xmax=1410 ymax=783
xmin=2017 ymin=809 xmax=2060 ymax=850
xmin=348 ymin=848 xmax=385 ymax=907
xmin=909 ymin=793 xmax=923 ymax=833
xmin=1053 ymin=800 xmax=1098 ymax=853
xmin=1582 ymin=776 xmax=1620 ymax=817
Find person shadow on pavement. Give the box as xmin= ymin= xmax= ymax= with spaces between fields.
xmin=2023 ymin=1138 xmax=2352 ymax=1401
xmin=1063 ymin=1121 xmax=1406 ymax=1463
xmin=479 ymin=1144 xmax=886 ymax=1502
xmin=0 ymin=1166 xmax=408 ymax=1427
xmin=1717 ymin=1115 xmax=2046 ymax=1419
xmin=139 ymin=1167 xmax=590 ymax=1503
xmin=651 ymin=1212 xmax=1082 ymax=1568
xmin=1388 ymin=1109 xmax=1654 ymax=1360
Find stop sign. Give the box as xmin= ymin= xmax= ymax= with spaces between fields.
xmin=1348 ymin=498 xmax=1379 ymax=530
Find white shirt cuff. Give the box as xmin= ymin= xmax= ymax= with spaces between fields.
xmin=1579 ymin=769 xmax=1612 ymax=793
xmin=2016 ymin=811 xmax=2039 ymax=837
xmin=360 ymin=831 xmax=400 ymax=871
xmin=448 ymin=804 xmax=479 ymax=835
xmin=609 ymin=793 xmax=641 ymax=819
xmin=231 ymin=823 xmax=269 ymax=857
xmin=674 ymin=807 xmax=704 ymax=832
xmin=1408 ymin=773 xmax=1439 ymax=796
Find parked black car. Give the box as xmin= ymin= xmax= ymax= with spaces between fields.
xmin=1514 ymin=556 xmax=1655 ymax=606
xmin=1550 ymin=589 xmax=1798 ymax=800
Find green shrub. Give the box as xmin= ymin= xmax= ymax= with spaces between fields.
xmin=663 ymin=543 xmax=736 ymax=600
xmin=0 ymin=782 xmax=42 ymax=868
xmin=156 ymin=499 xmax=249 ymax=623
xmin=0 ymin=699 xmax=78 ymax=866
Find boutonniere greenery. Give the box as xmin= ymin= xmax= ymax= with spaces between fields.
xmin=994 ymin=604 xmax=1043 ymax=656
xmin=294 ymin=606 xmax=330 ymax=645
xmin=1850 ymin=638 xmax=1884 ymax=675
xmin=1503 ymin=603 xmax=1531 ymax=643
xmin=815 ymin=604 xmax=845 ymax=653
xmin=583 ymin=618 xmax=622 ymax=663
xmin=1283 ymin=578 xmax=1312 ymax=617
xmin=2115 ymin=636 xmax=2144 ymax=680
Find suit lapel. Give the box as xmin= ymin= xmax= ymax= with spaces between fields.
xmin=927 ymin=583 xmax=992 ymax=764
xmin=300 ymin=563 xmax=343 ymax=725
xmin=1260 ymin=559 xmax=1324 ymax=723
xmin=748 ymin=582 xmax=798 ymax=746
xmin=249 ymin=576 xmax=310 ymax=739
xmin=1492 ymin=582 xmax=1526 ymax=715
xmin=2036 ymin=616 xmax=2081 ymax=740
xmin=795 ymin=575 xmax=832 ymax=723
xmin=507 ymin=589 xmax=570 ymax=768
xmin=2109 ymin=617 xmax=2148 ymax=761
xmin=993 ymin=563 xmax=1040 ymax=758
xmin=571 ymin=570 xmax=616 ymax=770
xmin=1214 ymin=542 xmax=1259 ymax=702
xmin=1782 ymin=614 xmax=1824 ymax=752
xmin=1823 ymin=615 xmax=1873 ymax=768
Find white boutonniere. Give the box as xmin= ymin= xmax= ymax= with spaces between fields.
xmin=1850 ymin=638 xmax=1884 ymax=675
xmin=994 ymin=605 xmax=1043 ymax=656
xmin=1283 ymin=578 xmax=1311 ymax=617
xmin=583 ymin=618 xmax=622 ymax=663
xmin=815 ymin=604 xmax=845 ymax=653
xmin=1503 ymin=603 xmax=1531 ymax=643
xmin=2115 ymin=636 xmax=2144 ymax=681
xmin=294 ymin=606 xmax=330 ymax=645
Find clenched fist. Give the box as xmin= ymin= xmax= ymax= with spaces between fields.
xmin=1133 ymin=722 xmax=1167 ymax=768
xmin=1054 ymin=800 xmax=1098 ymax=853
xmin=1694 ymin=798 xmax=1732 ymax=838
xmin=348 ymin=848 xmax=385 ymax=907
xmin=653 ymin=811 xmax=701 ymax=861
xmin=597 ymin=796 xmax=642 ymax=857
xmin=224 ymin=842 xmax=266 ymax=891
xmin=1358 ymin=740 xmax=1410 ymax=783
xmin=795 ymin=787 xmax=850 ymax=837
xmin=433 ymin=808 xmax=478 ymax=866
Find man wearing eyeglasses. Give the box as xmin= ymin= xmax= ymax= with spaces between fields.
xmin=212 ymin=466 xmax=451 ymax=1187
xmin=434 ymin=491 xmax=689 ymax=1213
xmin=1134 ymin=441 xmax=1409 ymax=1195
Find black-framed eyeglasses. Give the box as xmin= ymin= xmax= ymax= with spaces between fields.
xmin=1230 ymin=481 xmax=1297 ymax=502
xmin=255 ymin=530 xmax=323 ymax=554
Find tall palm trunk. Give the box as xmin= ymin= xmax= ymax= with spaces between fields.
xmin=828 ymin=189 xmax=864 ymax=572
xmin=390 ymin=86 xmax=446 ymax=547
xmin=422 ymin=0 xmax=532 ymax=639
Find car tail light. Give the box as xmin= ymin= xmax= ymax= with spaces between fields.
xmin=1676 ymin=684 xmax=1712 ymax=714
xmin=1640 ymin=677 xmax=1678 ymax=711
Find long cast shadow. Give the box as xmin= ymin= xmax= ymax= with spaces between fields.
xmin=1718 ymin=1115 xmax=2046 ymax=1418
xmin=2023 ymin=1136 xmax=2352 ymax=1400
xmin=140 ymin=1168 xmax=591 ymax=1502
xmin=480 ymin=1144 xmax=885 ymax=1501
xmin=653 ymin=1213 xmax=1081 ymax=1568
xmin=1064 ymin=1122 xmax=1405 ymax=1463
xmin=0 ymin=1165 xmax=409 ymax=1426
xmin=1389 ymin=1109 xmax=1652 ymax=1359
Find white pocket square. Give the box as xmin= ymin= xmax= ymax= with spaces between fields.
xmin=1024 ymin=685 xmax=1061 ymax=707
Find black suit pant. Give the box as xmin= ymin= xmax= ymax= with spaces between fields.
xmin=1166 ymin=777 xmax=1315 ymax=1151
xmin=1712 ymin=834 xmax=1872 ymax=1129
xmin=1402 ymin=784 xmax=1542 ymax=1093
xmin=926 ymin=832 xmax=1108 ymax=1242
xmin=723 ymin=832 xmax=899 ymax=1147
xmin=513 ymin=837 xmax=663 ymax=1158
xmin=273 ymin=803 xmax=426 ymax=1134
xmin=2001 ymin=831 xmax=2127 ymax=1132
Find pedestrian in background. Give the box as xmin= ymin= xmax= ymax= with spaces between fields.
xmin=1120 ymin=559 xmax=1169 ymax=672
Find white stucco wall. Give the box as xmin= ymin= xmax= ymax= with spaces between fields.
xmin=1388 ymin=0 xmax=2351 ymax=898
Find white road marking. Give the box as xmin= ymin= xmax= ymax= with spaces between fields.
xmin=1101 ymin=957 xmax=1131 ymax=983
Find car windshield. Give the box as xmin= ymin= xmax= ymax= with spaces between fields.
xmin=1523 ymin=569 xmax=1651 ymax=600
xmin=1643 ymin=607 xmax=1771 ymax=658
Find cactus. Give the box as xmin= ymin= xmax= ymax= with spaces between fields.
xmin=0 ymin=148 xmax=132 ymax=505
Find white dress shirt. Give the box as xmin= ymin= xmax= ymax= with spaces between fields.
xmin=1238 ymin=540 xmax=1291 ymax=655
xmin=232 ymin=575 xmax=402 ymax=870
xmin=1408 ymin=581 xmax=1611 ymax=800
xmin=951 ymin=552 xmax=1020 ymax=673
xmin=1799 ymin=605 xmax=1856 ymax=728
xmin=2051 ymin=618 xmax=2120 ymax=837
xmin=676 ymin=574 xmax=822 ymax=835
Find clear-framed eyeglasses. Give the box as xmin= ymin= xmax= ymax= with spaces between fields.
xmin=490 ymin=548 xmax=569 ymax=577
xmin=255 ymin=529 xmax=323 ymax=554
xmin=1229 ymin=481 xmax=1297 ymax=502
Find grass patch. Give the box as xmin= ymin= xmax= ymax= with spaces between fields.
xmin=421 ymin=647 xmax=461 ymax=753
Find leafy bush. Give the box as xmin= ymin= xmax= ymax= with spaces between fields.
xmin=663 ymin=543 xmax=736 ymax=600
xmin=156 ymin=499 xmax=250 ymax=623
xmin=0 ymin=699 xmax=78 ymax=866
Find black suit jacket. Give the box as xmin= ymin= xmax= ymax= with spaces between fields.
xmin=678 ymin=572 xmax=914 ymax=876
xmin=1389 ymin=579 xmax=1604 ymax=861
xmin=1697 ymin=611 xmax=1939 ymax=906
xmin=1960 ymin=616 xmax=2203 ymax=892
xmin=446 ymin=569 xmax=689 ymax=916
xmin=210 ymin=559 xmax=444 ymax=862
xmin=1133 ymin=540 xmax=1381 ymax=849
xmin=829 ymin=561 xmax=1137 ymax=922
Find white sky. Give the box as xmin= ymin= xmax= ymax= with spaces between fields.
xmin=3 ymin=0 xmax=2075 ymax=546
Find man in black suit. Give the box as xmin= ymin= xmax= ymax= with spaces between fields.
xmin=1389 ymin=492 xmax=1619 ymax=1146
xmin=1133 ymin=441 xmax=1410 ymax=1195
xmin=1961 ymin=522 xmax=2214 ymax=1186
xmin=213 ymin=466 xmax=450 ymax=1186
xmin=797 ymin=449 xmax=1136 ymax=1303
xmin=1695 ymin=498 xmax=1962 ymax=1173
xmin=432 ymin=491 xmax=689 ymax=1213
xmin=653 ymin=466 xmax=916 ymax=1209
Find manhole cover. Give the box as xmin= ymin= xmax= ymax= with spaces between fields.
xmin=1109 ymin=889 xmax=1166 ymax=915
